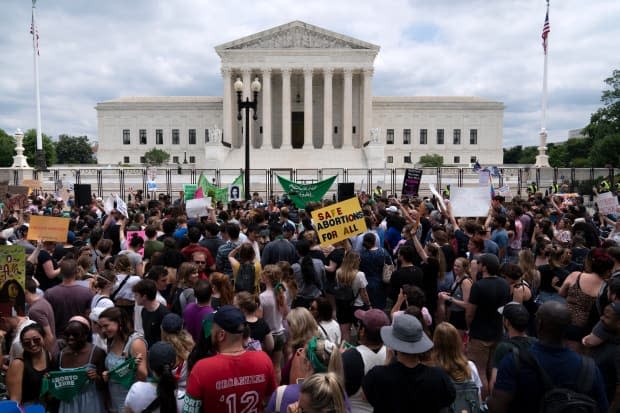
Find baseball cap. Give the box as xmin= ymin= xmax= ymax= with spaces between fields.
xmin=282 ymin=223 xmax=296 ymax=234
xmin=386 ymin=206 xmax=398 ymax=213
xmin=498 ymin=301 xmax=529 ymax=331
xmin=148 ymin=341 xmax=176 ymax=372
xmin=213 ymin=305 xmax=246 ymax=334
xmin=354 ymin=308 xmax=390 ymax=333
xmin=161 ymin=313 xmax=183 ymax=334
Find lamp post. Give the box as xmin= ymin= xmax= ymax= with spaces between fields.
xmin=234 ymin=76 xmax=261 ymax=200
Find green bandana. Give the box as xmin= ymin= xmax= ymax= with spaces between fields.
xmin=306 ymin=336 xmax=327 ymax=373
xmin=40 ymin=369 xmax=90 ymax=402
xmin=108 ymin=357 xmax=137 ymax=389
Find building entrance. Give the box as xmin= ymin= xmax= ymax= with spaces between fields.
xmin=292 ymin=112 xmax=304 ymax=148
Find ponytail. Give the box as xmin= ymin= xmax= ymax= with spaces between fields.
xmin=156 ymin=363 xmax=178 ymax=413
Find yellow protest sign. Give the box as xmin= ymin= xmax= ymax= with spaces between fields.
xmin=311 ymin=197 xmax=367 ymax=246
xmin=28 ymin=215 xmax=70 ymax=243
xmin=0 ymin=245 xmax=26 ymax=316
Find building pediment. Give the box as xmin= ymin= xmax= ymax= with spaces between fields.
xmin=215 ymin=20 xmax=379 ymax=51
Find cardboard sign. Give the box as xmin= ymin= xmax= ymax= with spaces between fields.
xmin=186 ymin=197 xmax=212 ymax=218
xmin=21 ymin=179 xmax=42 ymax=190
xmin=311 ymin=197 xmax=367 ymax=246
xmin=8 ymin=185 xmax=29 ymax=196
xmin=450 ymin=186 xmax=491 ymax=217
xmin=597 ymin=191 xmax=619 ymax=215
xmin=402 ymin=169 xmax=422 ymax=197
xmin=0 ymin=245 xmax=26 ymax=316
xmin=28 ymin=216 xmax=70 ymax=243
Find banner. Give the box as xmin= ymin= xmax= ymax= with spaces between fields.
xmin=401 ymin=169 xmax=422 ymax=197
xmin=183 ymin=184 xmax=198 ymax=201
xmin=597 ymin=191 xmax=619 ymax=215
xmin=277 ymin=175 xmax=337 ymax=209
xmin=186 ymin=198 xmax=212 ymax=218
xmin=311 ymin=197 xmax=367 ymax=246
xmin=28 ymin=216 xmax=70 ymax=243
xmin=188 ymin=174 xmax=243 ymax=204
xmin=0 ymin=245 xmax=26 ymax=316
xmin=450 ymin=187 xmax=491 ymax=217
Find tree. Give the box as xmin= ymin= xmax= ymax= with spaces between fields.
xmin=503 ymin=145 xmax=523 ymax=164
xmin=55 ymin=134 xmax=96 ymax=164
xmin=584 ymin=69 xmax=620 ymax=141
xmin=23 ymin=129 xmax=56 ymax=166
xmin=143 ymin=148 xmax=170 ymax=165
xmin=517 ymin=146 xmax=538 ymax=164
xmin=418 ymin=154 xmax=444 ymax=167
xmin=589 ymin=134 xmax=620 ymax=167
xmin=0 ymin=129 xmax=16 ymax=167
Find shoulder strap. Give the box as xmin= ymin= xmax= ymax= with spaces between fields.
xmin=275 ymin=385 xmax=287 ymax=412
xmin=141 ymin=395 xmax=160 ymax=413
xmin=111 ymin=274 xmax=131 ymax=301
xmin=517 ymin=348 xmax=555 ymax=391
xmin=576 ymin=356 xmax=596 ymax=394
xmin=318 ymin=322 xmax=329 ymax=339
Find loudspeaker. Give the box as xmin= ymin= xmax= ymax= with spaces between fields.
xmin=337 ymin=183 xmax=355 ymax=201
xmin=74 ymin=184 xmax=92 ymax=207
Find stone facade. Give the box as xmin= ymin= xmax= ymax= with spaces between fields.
xmin=96 ymin=21 xmax=504 ymax=168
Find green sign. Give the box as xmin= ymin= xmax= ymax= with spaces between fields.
xmin=40 ymin=368 xmax=90 ymax=402
xmin=277 ymin=175 xmax=337 ymax=209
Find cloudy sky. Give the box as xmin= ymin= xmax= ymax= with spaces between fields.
xmin=1 ymin=0 xmax=618 ymax=148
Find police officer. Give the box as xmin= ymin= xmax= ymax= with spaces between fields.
xmin=442 ymin=184 xmax=450 ymax=199
xmin=548 ymin=182 xmax=559 ymax=194
xmin=599 ymin=179 xmax=611 ymax=193
xmin=527 ymin=181 xmax=538 ymax=195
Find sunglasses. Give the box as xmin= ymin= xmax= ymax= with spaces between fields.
xmin=22 ymin=337 xmax=43 ymax=346
xmin=194 ymin=261 xmax=206 ymax=264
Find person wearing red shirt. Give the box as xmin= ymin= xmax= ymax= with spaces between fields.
xmin=181 ymin=227 xmax=216 ymax=272
xmin=183 ymin=305 xmax=276 ymax=413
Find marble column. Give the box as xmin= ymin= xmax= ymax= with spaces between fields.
xmin=323 ymin=68 xmax=333 ymax=149
xmin=222 ymin=68 xmax=233 ymax=148
xmin=342 ymin=68 xmax=353 ymax=148
xmin=281 ymin=68 xmax=292 ymax=149
xmin=303 ymin=68 xmax=313 ymax=149
xmin=242 ymin=69 xmax=252 ymax=148
xmin=362 ymin=68 xmax=374 ymax=145
xmin=261 ymin=68 xmax=272 ymax=149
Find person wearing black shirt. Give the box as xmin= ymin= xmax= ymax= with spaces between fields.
xmin=388 ymin=246 xmax=423 ymax=304
xmin=132 ymin=279 xmax=170 ymax=348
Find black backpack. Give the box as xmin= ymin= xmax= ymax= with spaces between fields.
xmin=170 ymin=287 xmax=190 ymax=315
xmin=333 ymin=281 xmax=356 ymax=304
xmin=513 ymin=349 xmax=598 ymax=413
xmin=234 ymin=262 xmax=257 ymax=293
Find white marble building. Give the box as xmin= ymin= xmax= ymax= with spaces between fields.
xmin=96 ymin=21 xmax=504 ymax=168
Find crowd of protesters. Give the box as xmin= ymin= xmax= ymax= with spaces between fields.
xmin=0 ymin=182 xmax=619 ymax=412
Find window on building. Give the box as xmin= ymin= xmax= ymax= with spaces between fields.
xmin=139 ymin=129 xmax=147 ymax=145
xmin=205 ymin=129 xmax=210 ymax=143
xmin=404 ymin=155 xmax=412 ymax=164
xmin=334 ymin=126 xmax=338 ymax=134
xmin=123 ymin=156 xmax=130 ymax=164
xmin=420 ymin=129 xmax=427 ymax=144
xmin=470 ymin=129 xmax=478 ymax=145
xmin=140 ymin=156 xmax=146 ymax=164
xmin=386 ymin=129 xmax=394 ymax=144
xmin=172 ymin=129 xmax=180 ymax=145
xmin=470 ymin=156 xmax=477 ymax=163
xmin=437 ymin=129 xmax=444 ymax=144
xmin=173 ymin=156 xmax=179 ymax=163
xmin=403 ymin=129 xmax=411 ymax=144
xmin=387 ymin=156 xmax=394 ymax=163
xmin=156 ymin=129 xmax=163 ymax=145
xmin=122 ymin=129 xmax=130 ymax=145
xmin=352 ymin=126 xmax=356 ymax=134
xmin=189 ymin=156 xmax=196 ymax=163
xmin=453 ymin=129 xmax=461 ymax=145
xmin=454 ymin=156 xmax=460 ymax=164
xmin=189 ymin=129 xmax=196 ymax=145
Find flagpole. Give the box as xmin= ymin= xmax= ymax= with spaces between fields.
xmin=535 ymin=0 xmax=551 ymax=167
xmin=32 ymin=0 xmax=46 ymax=170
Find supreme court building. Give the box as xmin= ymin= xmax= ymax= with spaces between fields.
xmin=96 ymin=21 xmax=504 ymax=168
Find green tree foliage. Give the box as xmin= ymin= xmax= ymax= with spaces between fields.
xmin=585 ymin=69 xmax=620 ymax=141
xmin=143 ymin=148 xmax=170 ymax=165
xmin=589 ymin=134 xmax=620 ymax=167
xmin=0 ymin=129 xmax=16 ymax=167
xmin=418 ymin=154 xmax=444 ymax=167
xmin=55 ymin=134 xmax=96 ymax=164
xmin=503 ymin=145 xmax=523 ymax=164
xmin=23 ymin=129 xmax=56 ymax=166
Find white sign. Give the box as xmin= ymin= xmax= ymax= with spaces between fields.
xmin=186 ymin=197 xmax=212 ymax=218
xmin=451 ymin=186 xmax=491 ymax=217
xmin=597 ymin=191 xmax=619 ymax=215
xmin=478 ymin=171 xmax=490 ymax=186
xmin=228 ymin=185 xmax=241 ymax=201
xmin=147 ymin=181 xmax=157 ymax=191
xmin=497 ymin=185 xmax=513 ymax=201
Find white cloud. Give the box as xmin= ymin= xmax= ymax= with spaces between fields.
xmin=0 ymin=0 xmax=618 ymax=149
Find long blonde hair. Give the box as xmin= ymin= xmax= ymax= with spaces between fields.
xmin=518 ymin=249 xmax=540 ymax=289
xmin=286 ymin=307 xmax=319 ymax=350
xmin=261 ymin=265 xmax=287 ymax=314
xmin=336 ymin=251 xmax=360 ymax=286
xmin=431 ymin=322 xmax=471 ymax=382
xmin=161 ymin=328 xmax=195 ymax=361
xmin=300 ymin=372 xmax=347 ymax=413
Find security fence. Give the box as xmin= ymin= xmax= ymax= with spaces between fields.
xmin=7 ymin=166 xmax=619 ymax=201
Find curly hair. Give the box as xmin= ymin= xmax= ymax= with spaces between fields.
xmin=161 ymin=328 xmax=195 ymax=361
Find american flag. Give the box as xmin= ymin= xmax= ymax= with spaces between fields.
xmin=542 ymin=8 xmax=550 ymax=54
xmin=30 ymin=12 xmax=40 ymax=55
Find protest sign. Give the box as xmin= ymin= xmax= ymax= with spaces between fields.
xmin=450 ymin=186 xmax=491 ymax=217
xmin=0 ymin=245 xmax=26 ymax=315
xmin=22 ymin=179 xmax=42 ymax=190
xmin=8 ymin=185 xmax=29 ymax=196
xmin=183 ymin=184 xmax=197 ymax=201
xmin=147 ymin=181 xmax=157 ymax=191
xmin=496 ymin=185 xmax=513 ymax=201
xmin=28 ymin=216 xmax=70 ymax=243
xmin=401 ymin=169 xmax=422 ymax=197
xmin=311 ymin=197 xmax=367 ymax=246
xmin=186 ymin=197 xmax=212 ymax=218
xmin=597 ymin=191 xmax=619 ymax=215
xmin=277 ymin=175 xmax=337 ymax=209
xmin=479 ymin=171 xmax=490 ymax=186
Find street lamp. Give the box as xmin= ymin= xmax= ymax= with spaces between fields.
xmin=234 ymin=76 xmax=261 ymax=200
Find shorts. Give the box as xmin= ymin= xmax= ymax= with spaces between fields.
xmin=272 ymin=330 xmax=286 ymax=353
xmin=336 ymin=301 xmax=355 ymax=324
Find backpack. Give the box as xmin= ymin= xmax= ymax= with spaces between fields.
xmin=449 ymin=379 xmax=480 ymax=413
xmin=333 ymin=281 xmax=356 ymax=305
xmin=234 ymin=262 xmax=257 ymax=294
xmin=513 ymin=348 xmax=598 ymax=413
xmin=170 ymin=287 xmax=189 ymax=315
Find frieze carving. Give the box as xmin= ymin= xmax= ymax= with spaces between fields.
xmin=229 ymin=26 xmax=366 ymax=50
